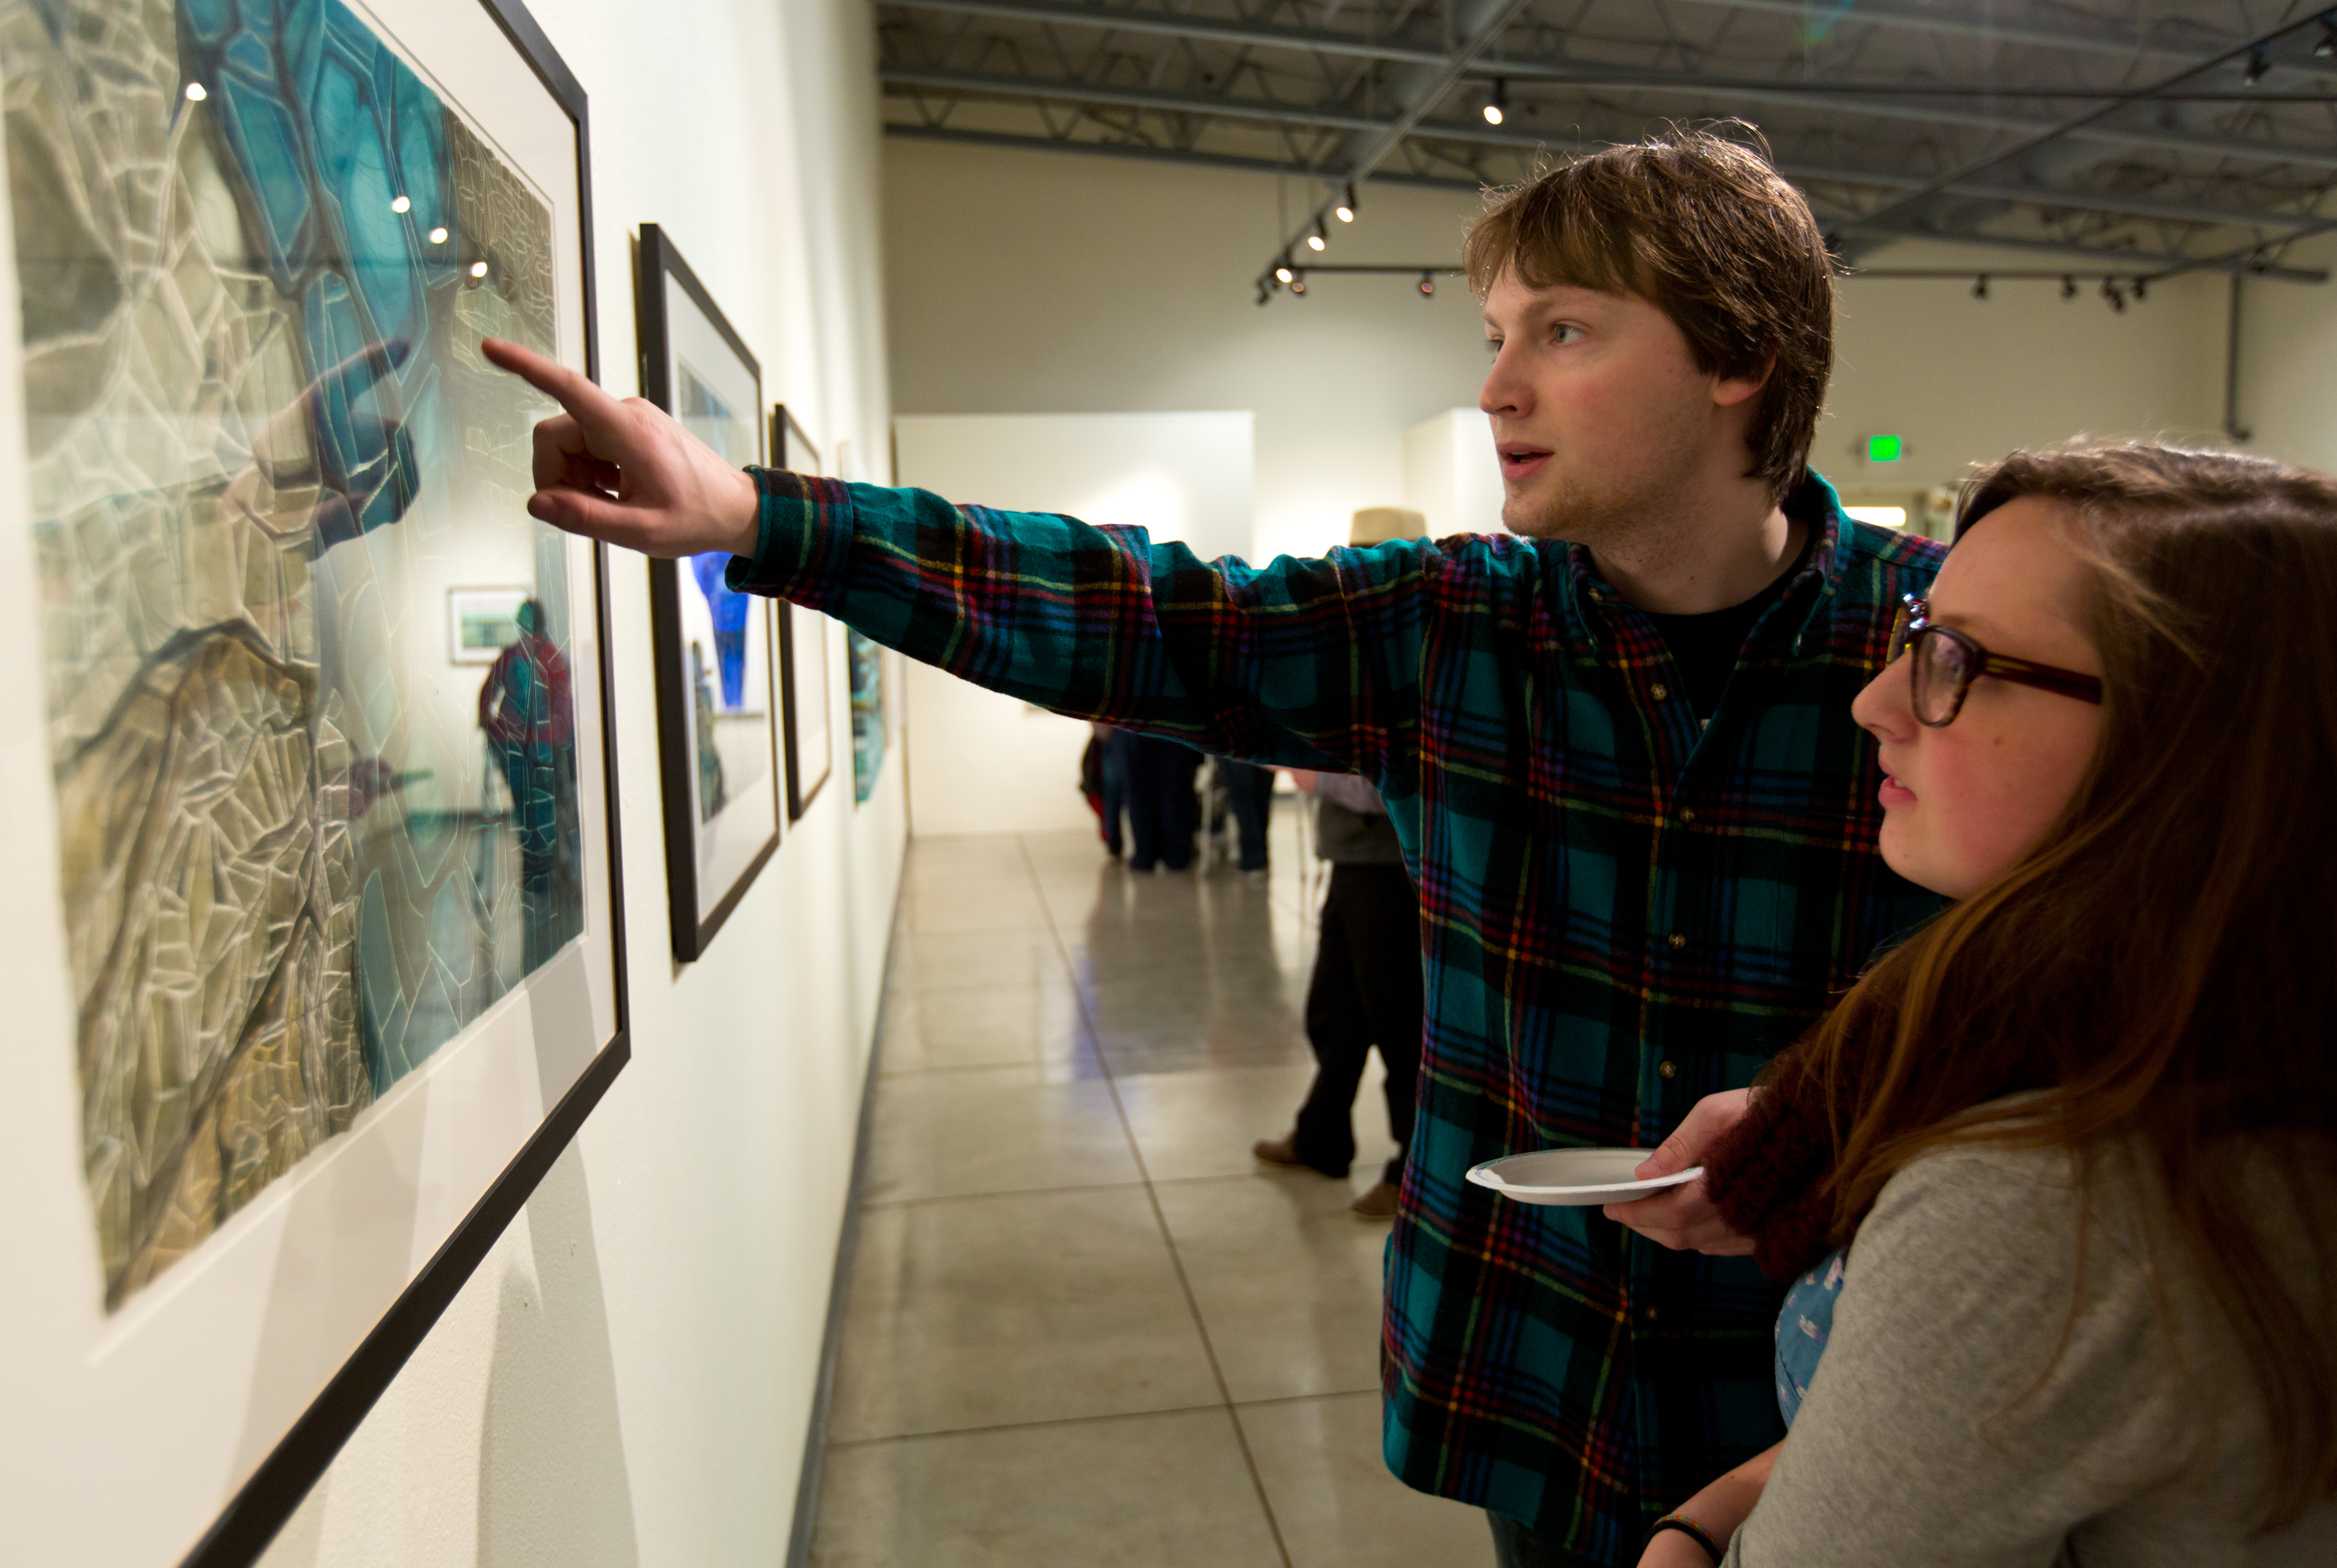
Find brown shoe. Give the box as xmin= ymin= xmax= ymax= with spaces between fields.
xmin=1252 ymin=1134 xmax=1308 ymax=1169
xmin=1349 ymin=1180 xmax=1400 ymax=1220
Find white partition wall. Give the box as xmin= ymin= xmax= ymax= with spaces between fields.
xmin=892 ymin=412 xmax=1256 ymax=837
xmin=1403 ymin=409 xmax=1506 ymax=539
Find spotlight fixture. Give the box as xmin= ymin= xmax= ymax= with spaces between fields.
xmin=2244 ymin=47 xmax=2271 ymax=86
xmin=1275 ymin=261 xmax=1294 ymax=283
xmin=184 ymin=81 xmax=207 ymax=102
xmin=1335 ymin=184 xmax=1356 ymax=223
xmin=1306 ymin=221 xmax=1326 ymax=252
xmin=1419 ymin=271 xmax=1436 ymax=298
xmin=2318 ymin=16 xmax=2337 ymax=58
xmin=428 ymin=226 xmax=449 ymax=245
xmin=1483 ymin=78 xmax=1507 ymax=126
xmin=2061 ymin=275 xmax=2078 ymax=301
xmin=390 ymin=194 xmax=411 ymax=214
xmin=1290 ymin=274 xmax=1307 ymax=296
xmin=1972 ymin=274 xmax=1988 ymax=300
xmin=2133 ymin=276 xmax=2148 ymax=302
xmin=1257 ymin=281 xmax=1271 ymax=307
xmin=2102 ymin=278 xmax=2128 ymax=312
xmin=468 ymin=260 xmax=489 ymax=279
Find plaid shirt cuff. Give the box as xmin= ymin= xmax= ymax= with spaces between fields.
xmin=723 ymin=466 xmax=854 ymax=608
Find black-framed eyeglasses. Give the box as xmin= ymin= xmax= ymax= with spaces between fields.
xmin=1887 ymin=594 xmax=2104 ymax=727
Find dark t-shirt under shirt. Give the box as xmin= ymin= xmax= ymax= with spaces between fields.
xmin=1641 ymin=525 xmax=1813 ymax=720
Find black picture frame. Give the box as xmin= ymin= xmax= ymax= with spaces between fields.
xmin=772 ymin=405 xmax=834 ymax=822
xmin=637 ymin=225 xmax=781 ymax=961
xmin=173 ymin=2 xmax=631 ymax=1563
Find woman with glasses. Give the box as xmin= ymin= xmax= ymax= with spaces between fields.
xmin=1629 ymin=443 xmax=2337 ymax=1567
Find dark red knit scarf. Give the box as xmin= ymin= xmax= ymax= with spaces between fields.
xmin=1704 ymin=1047 xmax=1847 ymax=1284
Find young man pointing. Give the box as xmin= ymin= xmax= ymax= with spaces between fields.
xmin=490 ymin=130 xmax=1943 ymax=1566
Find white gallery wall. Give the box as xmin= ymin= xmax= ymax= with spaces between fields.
xmin=892 ymin=411 xmax=1255 ymax=836
xmin=242 ymin=1 xmax=905 ymax=1566
xmin=1405 ymin=409 xmax=1504 ymax=537
xmin=884 ymin=137 xmax=2272 ymax=560
xmin=2233 ymin=234 xmax=2337 ymax=475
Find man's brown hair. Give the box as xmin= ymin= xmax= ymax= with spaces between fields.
xmin=1463 ymin=125 xmax=1834 ymax=497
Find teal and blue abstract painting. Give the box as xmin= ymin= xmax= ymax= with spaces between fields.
xmin=5 ymin=0 xmax=582 ymax=1306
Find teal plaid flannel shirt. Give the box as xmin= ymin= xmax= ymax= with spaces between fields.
xmin=728 ymin=467 xmax=1945 ymax=1560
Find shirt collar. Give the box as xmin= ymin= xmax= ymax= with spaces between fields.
xmin=1558 ymin=470 xmax=1848 ymax=652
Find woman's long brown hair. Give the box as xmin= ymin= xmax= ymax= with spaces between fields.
xmin=1792 ymin=441 xmax=2337 ymax=1524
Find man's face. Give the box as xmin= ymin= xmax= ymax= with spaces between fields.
xmin=1478 ymin=269 xmax=1736 ymax=542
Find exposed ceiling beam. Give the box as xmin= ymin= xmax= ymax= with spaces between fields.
xmin=887 ymin=0 xmax=2337 ymax=79
xmin=886 ymin=0 xmax=1448 ymax=66
xmin=881 ymin=69 xmax=2334 ymax=231
xmin=881 ymin=121 xmax=2330 ymax=282
xmin=883 ymin=65 xmax=1386 ymax=133
xmin=886 ymin=120 xmax=1488 ymax=190
xmin=880 ymin=0 xmax=2337 ymax=171
xmin=1843 ymin=15 xmax=2336 ymax=240
xmin=1326 ymin=0 xmax=1536 ymax=186
xmin=1669 ymin=0 xmax=2266 ymax=67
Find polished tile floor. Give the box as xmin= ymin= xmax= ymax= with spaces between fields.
xmin=809 ymin=812 xmax=1498 ymax=1567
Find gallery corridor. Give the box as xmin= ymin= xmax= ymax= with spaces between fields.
xmin=807 ymin=816 xmax=1496 ymax=1566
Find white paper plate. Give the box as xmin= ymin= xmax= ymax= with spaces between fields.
xmin=1466 ymin=1148 xmax=1705 ymax=1207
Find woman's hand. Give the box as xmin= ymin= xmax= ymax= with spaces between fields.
xmin=1605 ymin=1088 xmax=1756 ymax=1254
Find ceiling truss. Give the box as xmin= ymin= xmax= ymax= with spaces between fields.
xmin=876 ymin=0 xmax=2337 ymax=291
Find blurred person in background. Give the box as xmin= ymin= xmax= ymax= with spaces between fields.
xmin=1254 ymin=761 xmax=1421 ymax=1219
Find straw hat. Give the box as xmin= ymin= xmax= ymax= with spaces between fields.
xmin=1349 ymin=506 xmax=1428 ymax=547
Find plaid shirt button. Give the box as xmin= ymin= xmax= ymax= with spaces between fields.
xmin=1668 ymin=932 xmax=1688 ymax=950
xmin=1679 ymin=807 xmax=1697 ymax=824
xmin=1658 ymin=1059 xmax=1678 ymax=1079
xmin=1650 ymin=682 xmax=1670 ymax=700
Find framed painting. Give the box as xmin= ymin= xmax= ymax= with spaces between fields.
xmin=636 ymin=224 xmax=779 ymax=961
xmin=771 ymin=404 xmax=832 ymax=821
xmin=448 ymin=584 xmax=532 ymax=664
xmin=848 ymin=628 xmax=888 ymax=805
xmin=0 ymin=0 xmax=628 ymax=1564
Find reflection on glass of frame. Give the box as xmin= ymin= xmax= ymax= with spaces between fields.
xmin=14 ymin=0 xmax=593 ymax=1310
xmin=449 ymin=585 xmax=532 ymax=663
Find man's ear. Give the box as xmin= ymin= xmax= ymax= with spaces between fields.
xmin=1713 ymin=353 xmax=1776 ymax=410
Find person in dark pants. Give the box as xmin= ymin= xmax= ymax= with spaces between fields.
xmin=1112 ymin=729 xmax=1201 ymax=870
xmin=1255 ymin=771 xmax=1420 ymax=1218
xmin=1086 ymin=721 xmax=1128 ymax=856
xmin=1216 ymin=758 xmax=1276 ymax=872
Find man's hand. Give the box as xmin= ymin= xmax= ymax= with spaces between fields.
xmin=481 ymin=337 xmax=761 ymax=560
xmin=1604 ymin=1088 xmax=1755 ymax=1254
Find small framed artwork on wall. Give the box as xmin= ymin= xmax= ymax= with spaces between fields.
xmin=637 ymin=224 xmax=781 ymax=960
xmin=772 ymin=405 xmax=834 ymax=821
xmin=448 ymin=585 xmax=533 ymax=664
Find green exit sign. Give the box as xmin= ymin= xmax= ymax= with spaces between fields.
xmin=1866 ymin=434 xmax=1905 ymax=463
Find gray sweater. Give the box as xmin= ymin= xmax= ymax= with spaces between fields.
xmin=1725 ymin=1141 xmax=2336 ymax=1568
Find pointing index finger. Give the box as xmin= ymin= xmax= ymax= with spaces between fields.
xmin=482 ymin=337 xmax=628 ymax=440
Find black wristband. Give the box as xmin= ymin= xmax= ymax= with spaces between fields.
xmin=1648 ymin=1515 xmax=1722 ymax=1565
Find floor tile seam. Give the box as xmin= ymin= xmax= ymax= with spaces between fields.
xmin=858 ymin=1176 xmax=1151 ymax=1211
xmin=1145 ymin=1169 xmax=1365 ymax=1192
xmin=869 ymin=1059 xmax=1102 ymax=1085
xmin=1228 ymin=1388 xmax=1384 ymax=1413
xmin=824 ymin=1399 xmax=1235 ymax=1450
xmin=875 ymin=1059 xmax=1097 ymax=1081
xmin=1016 ymin=832 xmax=1298 ymax=1568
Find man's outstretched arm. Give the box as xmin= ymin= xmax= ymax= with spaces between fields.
xmin=485 ymin=337 xmax=1430 ymax=778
